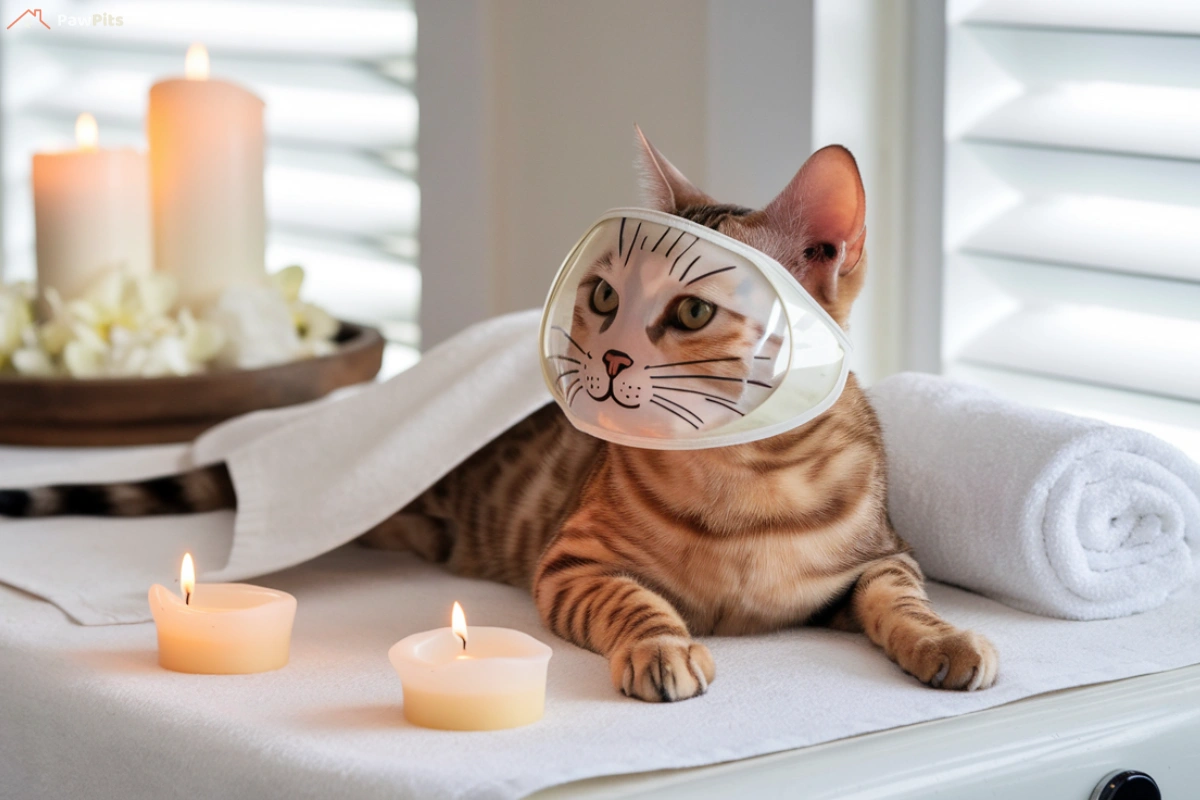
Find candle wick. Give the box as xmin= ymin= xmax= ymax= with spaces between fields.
xmin=185 ymin=591 xmax=191 ymax=606
xmin=458 ymin=635 xmax=466 ymax=651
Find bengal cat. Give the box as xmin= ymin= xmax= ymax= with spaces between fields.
xmin=0 ymin=131 xmax=998 ymax=701
xmin=362 ymin=131 xmax=998 ymax=699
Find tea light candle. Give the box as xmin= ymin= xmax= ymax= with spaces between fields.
xmin=148 ymin=43 xmax=266 ymax=309
xmin=148 ymin=553 xmax=297 ymax=674
xmin=389 ymin=602 xmax=553 ymax=731
xmin=31 ymin=112 xmax=151 ymax=304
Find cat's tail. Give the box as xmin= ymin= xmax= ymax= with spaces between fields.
xmin=0 ymin=464 xmax=235 ymax=518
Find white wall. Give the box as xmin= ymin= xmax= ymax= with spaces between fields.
xmin=417 ymin=0 xmax=815 ymax=348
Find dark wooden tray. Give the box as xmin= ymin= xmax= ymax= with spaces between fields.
xmin=0 ymin=322 xmax=385 ymax=447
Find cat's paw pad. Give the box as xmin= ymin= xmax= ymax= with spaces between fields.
xmin=610 ymin=636 xmax=715 ymax=702
xmin=905 ymin=629 xmax=998 ymax=691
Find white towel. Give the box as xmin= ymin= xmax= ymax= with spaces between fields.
xmin=0 ymin=310 xmax=552 ymax=625
xmin=868 ymin=372 xmax=1200 ymax=620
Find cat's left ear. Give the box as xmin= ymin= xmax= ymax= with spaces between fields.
xmin=634 ymin=125 xmax=713 ymax=213
xmin=765 ymin=145 xmax=866 ymax=292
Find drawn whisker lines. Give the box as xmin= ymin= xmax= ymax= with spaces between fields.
xmin=644 ymin=356 xmax=742 ymax=370
xmin=685 ymin=265 xmax=736 ymax=286
xmin=649 ymin=374 xmax=773 ymax=389
xmin=669 ymin=236 xmax=698 ymax=275
xmin=704 ymin=397 xmax=745 ymax=416
xmin=649 ymin=396 xmax=701 ymax=430
xmin=651 ymin=228 xmax=670 ymax=252
xmin=651 ymin=385 xmax=746 ymax=417
xmin=551 ymin=326 xmax=592 ymax=359
xmin=565 ymin=379 xmax=583 ymax=406
xmin=624 ymin=221 xmax=642 ymax=267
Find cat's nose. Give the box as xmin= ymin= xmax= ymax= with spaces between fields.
xmin=602 ymin=349 xmax=634 ymax=378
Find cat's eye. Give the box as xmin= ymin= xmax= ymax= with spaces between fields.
xmin=674 ymin=297 xmax=715 ymax=331
xmin=590 ymin=279 xmax=619 ymax=315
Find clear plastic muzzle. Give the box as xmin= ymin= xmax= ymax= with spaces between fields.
xmin=540 ymin=209 xmax=850 ymax=450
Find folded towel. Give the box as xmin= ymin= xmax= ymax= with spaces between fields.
xmin=0 ymin=310 xmax=553 ymax=625
xmin=868 ymin=372 xmax=1200 ymax=620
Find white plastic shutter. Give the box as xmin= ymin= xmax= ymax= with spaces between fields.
xmin=942 ymin=0 xmax=1200 ymax=459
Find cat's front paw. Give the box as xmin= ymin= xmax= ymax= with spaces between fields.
xmin=902 ymin=628 xmax=998 ymax=691
xmin=610 ymin=636 xmax=715 ymax=702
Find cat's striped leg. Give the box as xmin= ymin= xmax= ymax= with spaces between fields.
xmin=851 ymin=553 xmax=998 ymax=691
xmin=533 ymin=538 xmax=715 ymax=703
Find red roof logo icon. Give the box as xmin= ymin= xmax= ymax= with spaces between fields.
xmin=7 ymin=9 xmax=51 ymax=30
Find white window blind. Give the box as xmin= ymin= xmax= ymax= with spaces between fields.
xmin=941 ymin=0 xmax=1200 ymax=459
xmin=1 ymin=0 xmax=420 ymax=374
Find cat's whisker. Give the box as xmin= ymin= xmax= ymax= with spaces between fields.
xmin=548 ymin=355 xmax=582 ymax=365
xmin=552 ymin=326 xmax=592 ymax=359
xmin=644 ymin=356 xmax=742 ymax=370
xmin=649 ymin=399 xmax=700 ymax=430
xmin=651 ymin=394 xmax=704 ymax=426
xmin=684 ymin=265 xmax=737 ymax=286
xmin=618 ymin=217 xmax=626 ymax=257
xmin=649 ymin=374 xmax=772 ymax=388
xmin=556 ymin=370 xmax=580 ymax=384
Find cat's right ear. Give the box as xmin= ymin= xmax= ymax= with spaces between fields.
xmin=634 ymin=125 xmax=713 ymax=213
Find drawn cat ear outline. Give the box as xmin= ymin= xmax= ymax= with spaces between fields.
xmin=634 ymin=125 xmax=714 ymax=213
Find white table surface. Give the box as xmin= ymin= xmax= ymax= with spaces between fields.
xmin=2 ymin=545 xmax=1197 ymax=800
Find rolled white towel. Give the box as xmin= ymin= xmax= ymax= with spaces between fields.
xmin=868 ymin=372 xmax=1200 ymax=620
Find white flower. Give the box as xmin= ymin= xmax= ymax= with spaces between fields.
xmin=179 ymin=308 xmax=225 ymax=364
xmin=1 ymin=263 xmax=340 ymax=378
xmin=63 ymin=338 xmax=105 ymax=378
xmin=11 ymin=347 xmax=54 ymax=376
xmin=0 ymin=283 xmax=34 ymax=367
xmin=295 ymin=301 xmax=339 ymax=345
xmin=70 ymin=270 xmax=180 ymax=340
xmin=271 ymin=264 xmax=305 ymax=303
xmin=38 ymin=288 xmax=73 ymax=357
xmin=206 ymin=285 xmax=303 ymax=370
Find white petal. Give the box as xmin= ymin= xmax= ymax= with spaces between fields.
xmin=271 ymin=265 xmax=306 ymax=302
xmin=12 ymin=347 xmax=56 ymax=376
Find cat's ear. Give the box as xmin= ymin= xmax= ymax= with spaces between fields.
xmin=634 ymin=125 xmax=713 ymax=212
xmin=765 ymin=145 xmax=866 ymax=294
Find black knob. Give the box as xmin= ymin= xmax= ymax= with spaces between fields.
xmin=1091 ymin=770 xmax=1160 ymax=800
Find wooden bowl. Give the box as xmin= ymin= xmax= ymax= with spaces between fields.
xmin=0 ymin=322 xmax=385 ymax=447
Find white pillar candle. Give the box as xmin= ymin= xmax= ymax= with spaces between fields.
xmin=148 ymin=44 xmax=266 ymax=310
xmin=31 ymin=113 xmax=151 ymax=304
xmin=148 ymin=554 xmax=297 ymax=674
xmin=388 ymin=602 xmax=553 ymax=731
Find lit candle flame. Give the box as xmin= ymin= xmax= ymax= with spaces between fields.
xmin=452 ymin=601 xmax=467 ymax=651
xmin=75 ymin=113 xmax=98 ymax=152
xmin=185 ymin=43 xmax=209 ymax=81
xmin=181 ymin=553 xmax=196 ymax=605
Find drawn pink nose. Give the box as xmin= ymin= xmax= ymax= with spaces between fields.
xmin=602 ymin=349 xmax=634 ymax=378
